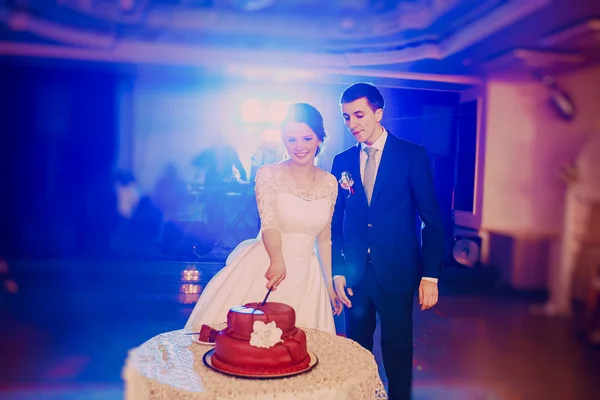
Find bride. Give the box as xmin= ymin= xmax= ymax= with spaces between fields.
xmin=185 ymin=102 xmax=342 ymax=334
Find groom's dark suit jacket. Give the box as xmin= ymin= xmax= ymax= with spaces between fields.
xmin=331 ymin=133 xmax=445 ymax=295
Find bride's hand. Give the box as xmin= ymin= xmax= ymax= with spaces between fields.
xmin=265 ymin=259 xmax=286 ymax=290
xmin=328 ymin=285 xmax=342 ymax=316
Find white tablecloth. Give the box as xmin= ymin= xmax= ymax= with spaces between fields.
xmin=123 ymin=328 xmax=387 ymax=399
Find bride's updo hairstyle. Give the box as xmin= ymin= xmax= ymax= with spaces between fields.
xmin=281 ymin=103 xmax=327 ymax=157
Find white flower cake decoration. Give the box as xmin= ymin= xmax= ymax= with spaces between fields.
xmin=249 ymin=320 xmax=284 ymax=349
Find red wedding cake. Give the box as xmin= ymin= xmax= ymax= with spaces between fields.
xmin=210 ymin=302 xmax=310 ymax=375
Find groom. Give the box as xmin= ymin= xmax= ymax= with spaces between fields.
xmin=331 ymin=83 xmax=445 ymax=400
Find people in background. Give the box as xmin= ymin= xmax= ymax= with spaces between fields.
xmin=192 ymin=138 xmax=248 ymax=236
xmin=192 ymin=140 xmax=248 ymax=186
xmin=111 ymin=170 xmax=163 ymax=259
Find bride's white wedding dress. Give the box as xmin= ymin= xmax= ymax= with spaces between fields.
xmin=185 ymin=163 xmax=337 ymax=334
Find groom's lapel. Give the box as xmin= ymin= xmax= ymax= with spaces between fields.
xmin=370 ymin=134 xmax=396 ymax=207
xmin=349 ymin=144 xmax=368 ymax=207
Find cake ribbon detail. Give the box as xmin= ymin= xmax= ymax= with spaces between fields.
xmin=249 ymin=320 xmax=284 ymax=349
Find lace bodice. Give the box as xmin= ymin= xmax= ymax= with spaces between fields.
xmin=254 ymin=163 xmax=338 ymax=247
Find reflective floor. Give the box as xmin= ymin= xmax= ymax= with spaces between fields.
xmin=1 ymin=259 xmax=599 ymax=400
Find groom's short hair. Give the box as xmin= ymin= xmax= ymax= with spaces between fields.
xmin=340 ymin=82 xmax=385 ymax=112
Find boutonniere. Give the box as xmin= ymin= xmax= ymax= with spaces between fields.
xmin=338 ymin=171 xmax=355 ymax=198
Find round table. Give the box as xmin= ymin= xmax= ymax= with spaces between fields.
xmin=123 ymin=328 xmax=388 ymax=399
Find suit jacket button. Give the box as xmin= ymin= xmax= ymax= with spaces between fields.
xmin=367 ymin=223 xmax=373 ymax=228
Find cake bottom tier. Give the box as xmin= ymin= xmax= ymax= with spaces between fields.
xmin=212 ymin=328 xmax=310 ymax=375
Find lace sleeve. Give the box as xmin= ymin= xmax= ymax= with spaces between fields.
xmin=254 ymin=165 xmax=280 ymax=232
xmin=317 ymin=174 xmax=338 ymax=245
xmin=316 ymin=174 xmax=338 ymax=286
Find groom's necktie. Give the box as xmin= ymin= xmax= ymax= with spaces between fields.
xmin=364 ymin=146 xmax=378 ymax=205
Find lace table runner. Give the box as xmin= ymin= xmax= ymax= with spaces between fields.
xmin=123 ymin=328 xmax=387 ymax=399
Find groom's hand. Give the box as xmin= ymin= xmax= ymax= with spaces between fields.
xmin=419 ymin=279 xmax=438 ymax=310
xmin=334 ymin=276 xmax=353 ymax=308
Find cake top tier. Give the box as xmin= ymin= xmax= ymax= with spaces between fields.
xmin=241 ymin=302 xmax=292 ymax=314
xmin=226 ymin=302 xmax=297 ymax=339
